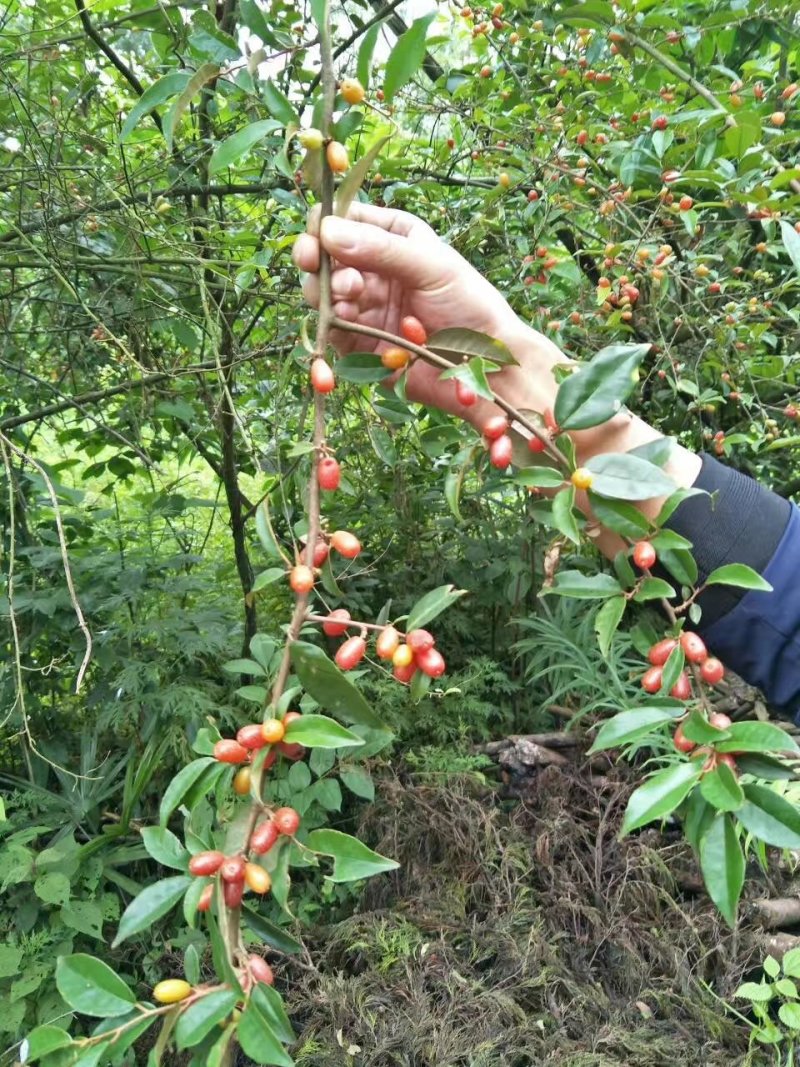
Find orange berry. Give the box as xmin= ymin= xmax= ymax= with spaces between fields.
xmin=400 ymin=315 xmax=427 ymax=346
xmin=289 ymin=564 xmax=314 ymax=594
xmin=326 ymin=140 xmax=349 ymax=172
xmin=330 ymin=530 xmax=361 ymax=559
xmin=233 ymin=767 xmax=251 ymax=796
xmin=261 ymin=718 xmax=285 ymax=744
xmin=381 ymin=345 xmax=410 ymax=370
xmin=376 ymin=626 xmax=401 ymax=661
xmin=244 ymin=862 xmax=272 ymax=894
xmin=340 ymin=78 xmax=365 ymax=105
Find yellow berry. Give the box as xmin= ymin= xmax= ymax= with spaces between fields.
xmin=571 ymin=467 xmax=593 ymax=490
xmin=299 ymin=128 xmax=324 ymax=150
xmin=153 ymin=980 xmax=192 ymax=1005
xmin=340 ymin=78 xmax=366 ymax=105
xmin=233 ymin=767 xmax=251 ymax=796
xmin=392 ymin=644 xmax=414 ymax=669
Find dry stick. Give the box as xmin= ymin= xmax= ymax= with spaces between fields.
xmin=329 ymin=315 xmax=566 ymax=468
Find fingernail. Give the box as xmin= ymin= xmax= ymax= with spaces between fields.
xmin=321 ymin=215 xmax=356 ymax=252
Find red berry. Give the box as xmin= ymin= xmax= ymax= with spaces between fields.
xmin=632 ymin=541 xmax=657 ymax=569
xmin=335 ymin=635 xmax=366 ymax=670
xmin=528 ymin=435 xmax=546 ymax=453
xmin=310 ymin=358 xmax=335 ymax=393
xmin=400 ymin=315 xmax=427 ymax=346
xmin=393 ymin=661 xmax=417 ymax=683
xmin=652 ymin=116 xmax=668 ymax=130
xmin=277 ymin=741 xmax=305 ymax=760
xmin=576 ymin=129 xmax=588 ymax=145
xmin=290 ymin=564 xmax=314 ymax=595
xmin=416 ymin=647 xmax=446 ymax=677
xmin=482 ymin=414 xmax=509 ymax=440
xmin=407 ymin=629 xmax=435 ymax=653
xmin=455 ymin=379 xmax=478 ymax=406
xmin=670 ymin=671 xmax=691 ymax=700
xmin=527 ymin=189 xmax=539 ymax=202
xmin=312 ymin=540 xmax=329 ymax=567
xmin=214 ymin=739 xmax=249 ymax=764
xmin=678 ymin=195 xmax=693 ymax=211
xmin=318 ymin=456 xmax=340 ymax=491
xmin=673 ymin=723 xmax=696 ymax=753
xmin=249 ymin=955 xmax=274 ymax=986
xmin=323 ymin=608 xmax=351 ymax=636
xmin=273 ymin=807 xmax=300 ymax=835
xmin=330 ymin=530 xmax=361 ymax=559
xmin=641 ymin=666 xmax=663 ymax=693
xmin=223 ymin=879 xmax=244 ymax=909
xmin=376 ymin=625 xmax=400 ymax=661
xmin=680 ymin=631 xmax=707 ymax=663
xmin=709 ymin=711 xmax=732 ymax=729
xmin=283 ymin=710 xmax=302 ymax=727
xmin=700 ymin=657 xmax=724 ymax=685
xmin=648 ymin=638 xmax=678 ymax=666
xmin=489 ymin=434 xmax=513 ymax=469
xmin=188 ymin=850 xmax=225 ymax=877
xmin=220 ymin=855 xmax=246 ymax=883
xmin=250 ymin=820 xmax=279 ymax=855
xmin=237 ymin=724 xmax=266 ymax=751
xmin=197 ymin=884 xmax=214 ymax=912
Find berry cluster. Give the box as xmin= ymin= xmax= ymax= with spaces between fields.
xmin=641 ymin=630 xmax=725 ymax=700
xmin=320 ymin=611 xmax=447 ymax=682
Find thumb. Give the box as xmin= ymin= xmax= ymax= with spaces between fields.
xmin=320 ymin=215 xmax=450 ymax=291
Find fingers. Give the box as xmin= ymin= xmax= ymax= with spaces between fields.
xmin=293 ymin=233 xmax=319 ymax=272
xmin=301 ymin=266 xmax=365 ymax=309
xmin=318 ymin=215 xmax=450 ymax=290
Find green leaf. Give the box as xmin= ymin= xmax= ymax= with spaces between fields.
xmin=340 ymin=765 xmax=375 ymax=800
xmin=141 ymin=827 xmax=189 ymax=871
xmin=237 ymin=684 xmax=268 ymax=704
xmin=252 ymin=567 xmax=286 ymax=592
xmin=251 ymin=984 xmax=294 ymax=1044
xmin=237 ymin=1001 xmax=294 ymax=1066
xmin=779 ymin=1002 xmax=800 ymax=1030
xmin=736 ymin=784 xmax=800 ymax=848
xmin=716 ymin=721 xmax=798 ymax=754
xmin=255 ymin=501 xmax=284 ymax=559
xmin=781 ymin=219 xmax=800 ymax=275
xmin=335 ymin=134 xmax=391 ymax=218
xmin=586 ymin=493 xmax=651 ymax=538
xmin=175 ymin=990 xmax=238 ymax=1050
xmin=550 ymin=486 xmax=581 ymax=544
xmin=620 ymin=761 xmax=703 ymax=836
xmin=383 ymin=13 xmax=436 ymax=102
xmin=241 ymin=907 xmax=303 ymax=955
xmin=699 ymin=813 xmax=744 ymax=927
xmin=55 ymin=955 xmax=135 ymax=1017
xmin=120 ymin=72 xmax=190 ymax=141
xmin=783 ymin=947 xmax=800 ymax=978
xmin=699 ymin=763 xmax=745 ymax=812
xmin=61 ymin=900 xmax=105 ymax=940
xmin=554 ymin=343 xmax=650 ymax=430
xmin=628 ymin=437 xmax=676 ymax=468
xmin=734 ymin=981 xmax=774 ymax=1002
xmin=588 ymin=704 xmax=683 ymax=753
xmin=222 ymin=658 xmax=266 ymax=676
xmin=240 ymin=0 xmax=278 ymax=45
xmin=305 ymin=829 xmax=399 ymax=882
xmin=705 ymin=563 xmax=772 ymax=592
xmin=723 ymin=111 xmax=761 ymax=158
xmin=251 ymin=634 xmax=277 ymax=671
xmin=113 ymin=876 xmax=192 ymax=947
xmin=406 ymin=583 xmax=467 ymax=630
xmin=633 ymin=577 xmax=675 ymax=602
xmin=439 ymin=357 xmax=499 ymax=402
xmin=735 ymin=753 xmax=796 ymax=781
xmin=514 ymin=467 xmax=565 ymax=490
xmin=289 ymin=642 xmax=390 ymax=734
xmin=263 ymin=79 xmax=299 ymax=126
xmin=312 ymin=777 xmax=342 ymax=811
xmin=160 ymin=758 xmax=215 ymax=826
xmin=20 ymin=1025 xmax=73 ymax=1062
xmin=540 ymin=570 xmax=623 ymax=599
xmin=594 ymin=596 xmax=626 ymax=657
xmin=586 ymin=453 xmax=675 ymax=500
xmin=681 ymin=708 xmax=731 ymax=745
xmin=209 ymin=119 xmax=282 ymax=175
xmin=283 ymin=713 xmax=364 ymax=749
xmin=357 ymin=22 xmax=381 ymax=87
xmin=369 ymin=425 xmax=397 ymax=468
xmin=659 ymin=547 xmax=698 ymax=587
xmin=334 ymin=352 xmax=392 ymax=383
xmin=426 ymin=327 xmax=517 ymax=367
xmin=164 ymin=64 xmax=220 ymax=153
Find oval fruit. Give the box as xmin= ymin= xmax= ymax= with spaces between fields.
xmin=340 ymin=78 xmax=365 ymax=105
xmin=709 ymin=711 xmax=732 ymax=729
xmin=376 ymin=626 xmax=400 ymax=661
xmin=571 ymin=467 xmax=593 ymax=490
xmin=330 ymin=530 xmax=361 ymax=558
xmin=482 ymin=414 xmax=509 ymax=441
xmin=318 ymin=456 xmax=341 ymax=491
xmin=237 ymin=724 xmax=266 ymax=750
xmin=680 ymin=631 xmax=707 ymax=663
xmin=641 ymin=666 xmax=663 ymax=694
xmin=290 ymin=565 xmax=314 ymax=594
xmin=323 ymin=608 xmax=351 ymax=636
xmin=261 ymin=718 xmax=285 ymax=744
xmin=392 ymin=643 xmax=413 ymax=668
xmin=416 ymin=647 xmax=446 ymax=677
xmin=648 ymin=638 xmax=678 ymax=666
xmin=197 ymin=884 xmax=214 ymax=912
xmin=220 ymin=855 xmax=246 ymax=883
xmin=455 ymin=380 xmax=477 ymax=406
xmin=274 ymin=807 xmax=301 ymax=835
xmin=335 ymin=635 xmax=366 ymax=670
xmin=673 ymin=723 xmax=695 ymax=753
xmin=244 ymin=862 xmax=272 ymax=894
xmin=188 ymin=850 xmax=225 ymax=877
xmin=406 ymin=629 xmax=435 ymax=653
xmin=400 ymin=315 xmax=427 ymax=346
xmin=223 ymin=879 xmax=244 ymax=908
xmin=249 ymin=955 xmax=274 ymax=986
xmin=250 ymin=820 xmax=279 ymax=855
xmin=632 ymin=541 xmax=657 ymax=569
xmin=381 ymin=346 xmax=410 ymax=371
xmin=393 ymin=661 xmax=417 ymax=683
xmin=670 ymin=671 xmax=691 ymax=700
xmin=233 ymin=767 xmax=251 ymax=796
xmin=326 ymin=140 xmax=349 ymax=173
xmin=489 ymin=434 xmax=513 ymax=469
xmin=310 ymin=358 xmax=335 ymax=393
xmin=214 ymin=739 xmax=248 ymax=764
xmin=153 ymin=980 xmax=192 ymax=1005
xmin=700 ymin=657 xmax=724 ymax=685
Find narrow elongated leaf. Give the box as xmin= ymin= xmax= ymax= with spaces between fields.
xmin=357 ymin=22 xmax=382 ymax=87
xmin=550 ymin=486 xmax=581 ymax=544
xmin=242 ymin=906 xmax=303 ymax=954
xmin=699 ymin=813 xmax=744 ymax=927
xmin=736 ymin=784 xmax=800 ymax=848
xmin=554 ymin=343 xmax=649 ymax=430
xmin=289 ymin=642 xmax=390 ymax=733
xmin=588 ymin=704 xmax=683 ymax=753
xmin=283 ymin=714 xmax=364 ymax=749
xmin=55 ymin=955 xmax=135 ymax=1017
xmin=237 ymin=1002 xmax=294 ymax=1066
xmin=335 ymin=135 xmax=391 ymax=218
xmin=383 ymin=14 xmax=436 ymax=102
xmin=252 ymin=985 xmax=294 ymax=1044
xmin=164 ymin=64 xmax=220 ymax=152
xmin=120 ymin=72 xmax=190 ymax=141
xmin=159 ymin=758 xmax=215 ymax=826
xmin=305 ymin=829 xmax=399 ymax=882
xmin=209 ymin=119 xmax=281 ymax=175
xmin=515 ymin=466 xmax=565 ymax=489
xmin=586 ymin=453 xmax=676 ymax=500
xmin=620 ymin=761 xmax=702 ymax=836
xmin=540 ymin=570 xmax=622 ymax=599
xmin=175 ymin=990 xmax=238 ymax=1050
xmin=113 ymin=876 xmax=192 ymax=946
xmin=406 ymin=583 xmax=467 ymax=630
xmin=699 ymin=763 xmax=745 ymax=812
xmin=705 ymin=563 xmax=772 ymax=592
xmin=427 ymin=327 xmax=517 ymax=366
xmin=263 ymin=80 xmax=298 ymax=126
xmin=594 ymin=596 xmax=626 ymax=656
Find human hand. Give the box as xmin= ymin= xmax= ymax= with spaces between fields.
xmin=292 ymin=202 xmax=563 ymax=423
